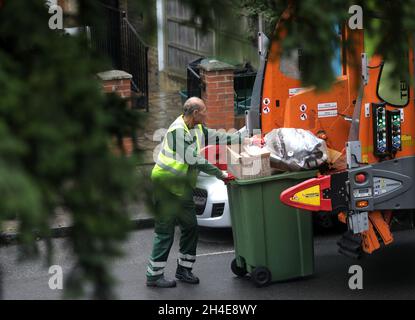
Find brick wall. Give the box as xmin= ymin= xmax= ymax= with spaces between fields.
xmin=101 ymin=79 xmax=132 ymax=99
xmin=199 ymin=60 xmax=235 ymax=130
xmin=97 ymin=70 xmax=133 ymax=156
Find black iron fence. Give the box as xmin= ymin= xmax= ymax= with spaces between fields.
xmin=90 ymin=5 xmax=149 ymax=111
xmin=186 ymin=57 xmax=204 ymax=99
xmin=121 ymin=18 xmax=149 ymax=111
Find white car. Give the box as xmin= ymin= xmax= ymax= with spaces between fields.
xmin=194 ymin=126 xmax=245 ymax=228
xmin=194 ymin=172 xmax=231 ymax=228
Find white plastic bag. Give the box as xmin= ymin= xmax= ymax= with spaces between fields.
xmin=264 ymin=128 xmax=328 ymax=171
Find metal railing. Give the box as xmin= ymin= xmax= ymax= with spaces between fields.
xmin=121 ymin=18 xmax=149 ymax=111
xmin=186 ymin=57 xmax=204 ymax=99
xmin=90 ymin=4 xmax=149 ymax=111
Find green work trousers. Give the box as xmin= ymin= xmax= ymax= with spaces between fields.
xmin=146 ymin=181 xmax=198 ymax=281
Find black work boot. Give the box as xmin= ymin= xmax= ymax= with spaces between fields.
xmin=175 ymin=265 xmax=200 ymax=284
xmin=146 ymin=276 xmax=177 ymax=288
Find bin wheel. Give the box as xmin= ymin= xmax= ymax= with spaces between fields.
xmin=251 ymin=267 xmax=271 ymax=287
xmin=231 ymin=259 xmax=247 ymax=277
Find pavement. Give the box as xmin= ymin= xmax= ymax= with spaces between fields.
xmin=3 ymin=224 xmax=415 ymax=300
xmin=0 ymin=196 xmax=155 ymax=244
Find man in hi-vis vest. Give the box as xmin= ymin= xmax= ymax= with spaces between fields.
xmin=146 ymin=97 xmax=243 ymax=288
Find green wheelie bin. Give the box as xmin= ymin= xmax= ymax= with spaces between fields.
xmin=227 ymin=170 xmax=317 ymax=287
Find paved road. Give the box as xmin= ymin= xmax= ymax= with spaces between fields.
xmin=2 ymin=226 xmax=415 ymax=300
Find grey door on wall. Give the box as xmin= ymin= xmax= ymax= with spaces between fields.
xmin=165 ymin=0 xmax=215 ymax=75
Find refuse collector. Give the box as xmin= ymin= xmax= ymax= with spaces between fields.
xmin=146 ymin=97 xmax=244 ymax=288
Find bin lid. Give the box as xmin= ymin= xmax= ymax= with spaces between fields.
xmin=230 ymin=170 xmax=318 ymax=185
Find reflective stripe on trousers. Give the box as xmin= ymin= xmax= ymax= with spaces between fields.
xmin=146 ymin=260 xmax=167 ymax=277
xmin=178 ymin=252 xmax=196 ymax=269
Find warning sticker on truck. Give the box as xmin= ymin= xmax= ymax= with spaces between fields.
xmin=289 ymin=88 xmax=304 ymax=97
xmin=317 ymin=102 xmax=338 ymax=118
xmin=373 ymin=177 xmax=402 ymax=196
xmin=402 ymin=135 xmax=414 ymax=147
xmin=290 ymin=185 xmax=321 ymax=206
xmin=318 ymin=109 xmax=338 ymax=118
xmin=318 ymin=102 xmax=337 ymax=110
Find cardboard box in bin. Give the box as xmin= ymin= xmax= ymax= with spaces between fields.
xmin=226 ymin=145 xmax=271 ymax=179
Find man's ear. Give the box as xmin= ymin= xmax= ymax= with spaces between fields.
xmin=192 ymin=109 xmax=199 ymax=117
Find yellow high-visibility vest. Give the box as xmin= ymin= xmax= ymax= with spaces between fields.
xmin=151 ymin=115 xmax=204 ymax=196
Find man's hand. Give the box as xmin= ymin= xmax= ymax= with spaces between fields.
xmin=252 ymin=135 xmax=265 ymax=147
xmin=221 ymin=171 xmax=235 ymax=184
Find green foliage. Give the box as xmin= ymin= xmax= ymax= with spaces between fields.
xmin=280 ymin=0 xmax=352 ymax=90
xmin=128 ymin=0 xmax=157 ymax=46
xmin=363 ymin=0 xmax=415 ymax=84
xmin=179 ymin=0 xmax=232 ymax=33
xmin=182 ymin=0 xmax=415 ymax=89
xmin=0 ymin=0 xmax=141 ymax=299
xmin=238 ymin=0 xmax=285 ymax=36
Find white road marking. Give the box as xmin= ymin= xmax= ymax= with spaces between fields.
xmin=196 ymin=250 xmax=235 ymax=257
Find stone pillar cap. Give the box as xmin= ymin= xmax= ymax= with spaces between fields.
xmin=97 ymin=70 xmax=133 ymax=81
xmin=199 ymin=58 xmax=235 ymax=72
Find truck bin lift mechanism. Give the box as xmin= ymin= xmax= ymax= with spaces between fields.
xmin=281 ymin=159 xmax=415 ymax=214
xmin=210 ymin=3 xmax=415 ymax=258
xmin=280 ymin=157 xmax=415 ymax=257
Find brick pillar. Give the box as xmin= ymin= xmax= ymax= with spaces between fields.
xmin=199 ymin=59 xmax=235 ymax=130
xmin=97 ymin=70 xmax=133 ymax=155
xmin=98 ymin=70 xmax=132 ymax=99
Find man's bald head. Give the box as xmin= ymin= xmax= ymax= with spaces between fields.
xmin=183 ymin=97 xmax=207 ymax=126
xmin=183 ymin=97 xmax=206 ymax=116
